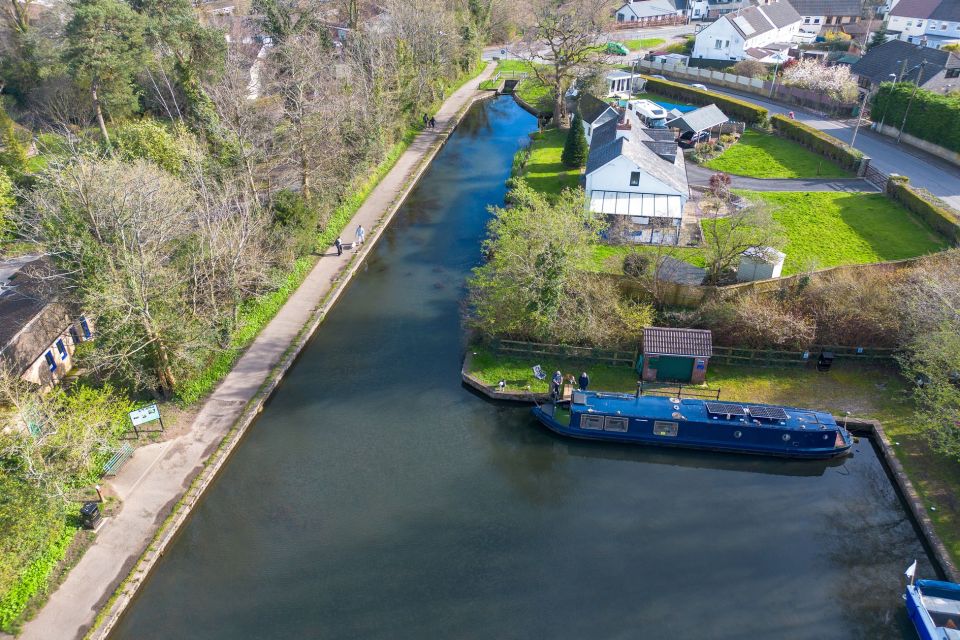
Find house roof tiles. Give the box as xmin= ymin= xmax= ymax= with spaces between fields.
xmin=643 ymin=327 xmax=713 ymax=357
xmin=889 ymin=0 xmax=941 ymax=18
xmin=930 ymin=0 xmax=960 ymax=22
xmin=667 ymin=103 xmax=728 ymax=133
xmin=787 ymin=0 xmax=861 ymax=16
xmin=850 ymin=38 xmax=958 ymax=85
xmin=578 ymin=94 xmax=617 ymax=124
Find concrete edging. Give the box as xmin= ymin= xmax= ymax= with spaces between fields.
xmin=86 ymin=85 xmax=496 ymax=640
xmin=461 ymin=355 xmax=960 ymax=582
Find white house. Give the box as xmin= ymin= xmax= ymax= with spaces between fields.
xmin=921 ymin=0 xmax=960 ymax=49
xmin=584 ymin=109 xmax=689 ymax=245
xmin=788 ymin=0 xmax=862 ymax=34
xmin=616 ymin=0 xmax=686 ymax=23
xmin=886 ymin=0 xmax=938 ymax=44
xmin=692 ymin=0 xmax=803 ymax=61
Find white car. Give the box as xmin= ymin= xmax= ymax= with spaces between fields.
xmin=691 ymin=83 xmax=708 ymax=90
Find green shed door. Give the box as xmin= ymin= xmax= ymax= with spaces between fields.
xmin=655 ymin=356 xmax=694 ymax=382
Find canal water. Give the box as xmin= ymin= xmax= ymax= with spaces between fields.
xmin=111 ymin=96 xmax=934 ymax=640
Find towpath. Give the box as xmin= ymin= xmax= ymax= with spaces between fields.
xmin=20 ymin=62 xmax=496 ymax=640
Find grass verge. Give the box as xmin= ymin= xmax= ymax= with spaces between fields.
xmin=704 ymin=128 xmax=850 ymax=179
xmin=621 ymin=38 xmax=666 ymax=51
xmin=583 ymin=244 xmax=706 ymax=275
xmin=521 ymin=128 xmax=581 ymax=196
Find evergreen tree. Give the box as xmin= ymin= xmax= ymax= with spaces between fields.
xmin=0 ymin=107 xmax=29 ymax=176
xmin=561 ymin=114 xmax=588 ymax=168
xmin=868 ymin=23 xmax=888 ymax=50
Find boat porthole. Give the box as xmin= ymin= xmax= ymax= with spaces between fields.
xmin=733 ymin=430 xmax=742 ymax=439
xmin=782 ymin=434 xmax=791 ymax=442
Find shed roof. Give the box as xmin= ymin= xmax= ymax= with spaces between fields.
xmin=667 ymin=103 xmax=728 ymax=133
xmin=643 ymin=327 xmax=713 ymax=357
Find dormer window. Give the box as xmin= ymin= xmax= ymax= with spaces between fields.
xmin=630 ymin=172 xmax=641 ymax=186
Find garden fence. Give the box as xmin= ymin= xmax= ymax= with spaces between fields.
xmin=489 ymin=338 xmax=639 ymax=367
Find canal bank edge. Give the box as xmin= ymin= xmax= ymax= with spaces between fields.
xmin=460 ymin=352 xmax=960 ymax=583
xmin=83 ymin=70 xmax=497 ymax=640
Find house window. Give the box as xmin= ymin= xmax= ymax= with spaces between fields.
xmin=80 ymin=316 xmax=92 ymax=338
xmin=69 ymin=326 xmax=80 ymax=344
xmin=804 ymin=16 xmax=810 ymax=23
xmin=916 ymin=21 xmax=922 ymax=27
xmin=629 ymin=171 xmax=641 ymax=186
xmin=725 ymin=40 xmax=730 ymax=46
xmin=947 ymin=68 xmax=960 ymax=78
xmin=56 ymin=338 xmax=67 ymax=360
xmin=813 ymin=17 xmax=820 ymax=23
xmin=906 ymin=21 xmax=912 ymax=26
xmin=45 ymin=351 xmax=56 ymax=372
xmin=942 ymin=22 xmax=948 ymax=29
xmin=715 ymin=38 xmax=723 ymax=48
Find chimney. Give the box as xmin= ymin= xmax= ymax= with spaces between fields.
xmin=616 ymin=107 xmax=632 ymax=130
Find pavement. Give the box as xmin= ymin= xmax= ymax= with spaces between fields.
xmin=19 ymin=62 xmax=496 ymax=640
xmin=686 ymin=162 xmax=879 ymax=192
xmin=679 ymin=82 xmax=960 ymax=211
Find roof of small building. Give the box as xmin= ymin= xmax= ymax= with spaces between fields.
xmin=850 ymin=38 xmax=959 ymax=85
xmin=656 ymin=256 xmax=707 ymax=285
xmin=578 ymin=93 xmax=618 ymax=124
xmin=618 ymin=0 xmax=684 ymax=18
xmin=930 ymin=0 xmax=960 ymax=22
xmin=889 ymin=0 xmax=941 ymax=18
xmin=667 ymin=103 xmax=728 ymax=133
xmin=643 ymin=327 xmax=713 ymax=357
xmin=787 ymin=0 xmax=861 ymax=16
xmin=723 ymin=1 xmax=802 ymax=40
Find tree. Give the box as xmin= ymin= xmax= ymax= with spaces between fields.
xmin=0 ymin=104 xmax=28 ymax=176
xmin=64 ymin=0 xmax=147 ymax=144
xmin=868 ymin=23 xmax=888 ymax=50
xmin=901 ymin=325 xmax=960 ymax=458
xmin=943 ymin=43 xmax=960 ymax=53
xmin=0 ymin=168 xmax=13 ymax=234
xmin=517 ymin=0 xmax=613 ymax=123
xmin=561 ymin=114 xmax=587 ymax=168
xmin=781 ymin=58 xmax=858 ymax=102
xmin=701 ymin=196 xmax=785 ymax=284
xmin=21 ymin=157 xmax=203 ymax=397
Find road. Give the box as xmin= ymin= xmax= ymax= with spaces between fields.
xmin=681 ymin=82 xmax=960 ymax=211
xmin=482 ymin=24 xmax=695 ymax=61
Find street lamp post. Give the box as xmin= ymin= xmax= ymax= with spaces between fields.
xmin=876 ymin=73 xmax=898 ymax=133
xmin=850 ymin=90 xmax=871 ymax=147
xmin=768 ymin=53 xmax=785 ymax=99
xmin=897 ymin=61 xmax=926 ymax=143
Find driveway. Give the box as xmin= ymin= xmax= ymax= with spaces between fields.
xmin=680 ymin=82 xmax=960 ymax=211
xmin=686 ymin=162 xmax=879 ymax=192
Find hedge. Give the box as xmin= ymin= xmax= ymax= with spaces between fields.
xmin=872 ymin=83 xmax=960 ymax=154
xmin=770 ymin=114 xmax=864 ymax=170
xmin=886 ymin=175 xmax=960 ymax=245
xmin=642 ymin=76 xmax=769 ymax=125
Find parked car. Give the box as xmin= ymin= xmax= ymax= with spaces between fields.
xmin=677 ymin=130 xmax=710 ymax=148
xmin=691 ymin=83 xmax=708 ymax=90
xmin=651 ymin=74 xmax=666 ymax=80
xmin=606 ymin=42 xmax=630 ymax=56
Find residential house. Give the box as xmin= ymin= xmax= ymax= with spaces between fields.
xmin=616 ymin=0 xmax=688 ymax=23
xmin=788 ymin=0 xmax=863 ymax=34
xmin=922 ymin=0 xmax=960 ymax=49
xmin=692 ymin=0 xmax=803 ymax=61
xmin=886 ymin=0 xmax=941 ymax=44
xmin=584 ymin=108 xmax=689 ymax=245
xmin=577 ymin=94 xmax=620 ymax=145
xmin=705 ymin=0 xmax=756 ymax=19
xmin=0 ymin=257 xmax=94 ymax=390
xmin=605 ymin=70 xmax=647 ymax=96
xmin=851 ymin=38 xmax=960 ymax=92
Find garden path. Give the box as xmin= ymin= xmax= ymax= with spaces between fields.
xmin=686 ymin=162 xmax=879 ymax=193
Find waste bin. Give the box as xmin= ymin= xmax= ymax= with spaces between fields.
xmin=817 ymin=351 xmax=834 ymax=372
xmin=80 ymin=501 xmax=102 ymax=530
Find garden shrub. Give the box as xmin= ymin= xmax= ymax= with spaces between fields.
xmin=770 ymin=114 xmax=864 ymax=170
xmin=643 ymin=77 xmax=768 ymax=125
xmin=270 ymin=189 xmax=321 ymax=258
xmin=622 ymin=252 xmax=651 ymax=278
xmin=112 ymin=119 xmax=191 ymax=174
xmin=886 ymin=175 xmax=960 ymax=244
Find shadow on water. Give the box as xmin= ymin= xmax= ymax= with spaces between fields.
xmin=110 ymin=96 xmax=933 ymax=640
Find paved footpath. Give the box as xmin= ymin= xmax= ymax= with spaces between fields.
xmin=21 ymin=63 xmax=495 ymax=640
xmin=686 ymin=162 xmax=879 ymax=193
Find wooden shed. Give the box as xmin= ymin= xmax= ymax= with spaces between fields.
xmin=641 ymin=327 xmax=713 ymax=384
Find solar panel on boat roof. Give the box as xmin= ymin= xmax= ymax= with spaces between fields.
xmin=747 ymin=406 xmax=789 ymax=420
xmin=704 ymin=402 xmax=747 ymax=416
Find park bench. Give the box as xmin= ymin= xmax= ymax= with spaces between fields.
xmin=102 ymin=443 xmax=135 ymax=477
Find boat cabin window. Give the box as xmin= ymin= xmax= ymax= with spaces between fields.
xmin=653 ymin=421 xmax=678 ymax=437
xmin=581 ymin=415 xmax=604 ymax=430
xmin=604 ymin=416 xmax=628 ymax=432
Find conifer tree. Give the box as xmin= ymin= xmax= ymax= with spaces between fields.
xmin=561 ymin=114 xmax=588 ymax=168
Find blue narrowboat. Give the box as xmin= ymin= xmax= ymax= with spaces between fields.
xmin=531 ymin=390 xmax=853 ymax=459
xmin=905 ymin=565 xmax=960 ymax=639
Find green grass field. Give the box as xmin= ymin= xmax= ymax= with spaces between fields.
xmin=522 ymin=128 xmax=581 ymax=195
xmin=704 ymin=129 xmax=850 ymax=178
xmin=740 ymin=191 xmax=949 ymax=274
xmin=620 ymin=38 xmax=666 ymax=51
xmin=483 ymin=60 xmax=553 ymax=111
xmin=467 ymin=346 xmax=960 ymax=565
xmin=584 ymin=244 xmax=706 ymax=274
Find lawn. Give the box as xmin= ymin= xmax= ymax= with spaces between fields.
xmin=521 ymin=128 xmax=581 ymax=195
xmin=467 ymin=346 xmax=960 ymax=564
xmin=621 ymin=38 xmax=666 ymax=51
xmin=584 ymin=244 xmax=706 ymax=275
xmin=738 ymin=191 xmax=949 ymax=275
xmin=704 ymin=128 xmax=851 ymax=178
xmin=482 ymin=59 xmax=553 ymax=111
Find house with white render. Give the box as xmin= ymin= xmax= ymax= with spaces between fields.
xmin=692 ymin=0 xmax=803 ymax=61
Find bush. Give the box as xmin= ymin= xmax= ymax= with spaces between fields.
xmin=270 ymin=189 xmax=321 ymax=258
xmin=732 ymin=60 xmax=767 ymax=79
xmin=695 ymin=293 xmax=815 ymax=349
xmin=642 ymin=76 xmax=768 ymax=125
xmin=770 ymin=114 xmax=863 ymax=170
xmin=112 ymin=119 xmax=191 ymax=174
xmin=0 ymin=525 xmax=75 ymax=633
xmin=886 ymin=175 xmax=960 ymax=244
xmin=623 ymin=252 xmax=651 ymax=278
xmin=872 ymin=83 xmax=960 ymax=153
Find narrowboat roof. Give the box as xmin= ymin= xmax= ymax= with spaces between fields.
xmin=571 ymin=391 xmax=838 ymax=431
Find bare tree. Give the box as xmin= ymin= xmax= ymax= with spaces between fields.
xmin=517 ymin=0 xmax=614 ymax=123
xmin=701 ymin=196 xmax=785 ymax=284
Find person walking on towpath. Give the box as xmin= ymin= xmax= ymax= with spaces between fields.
xmin=355 ymin=224 xmax=365 ymax=246
xmin=578 ymin=371 xmax=589 ymax=391
xmin=334 ymin=237 xmax=343 ymax=256
xmin=422 ymin=113 xmax=428 ymax=126
xmin=429 ymin=116 xmax=436 ymax=129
